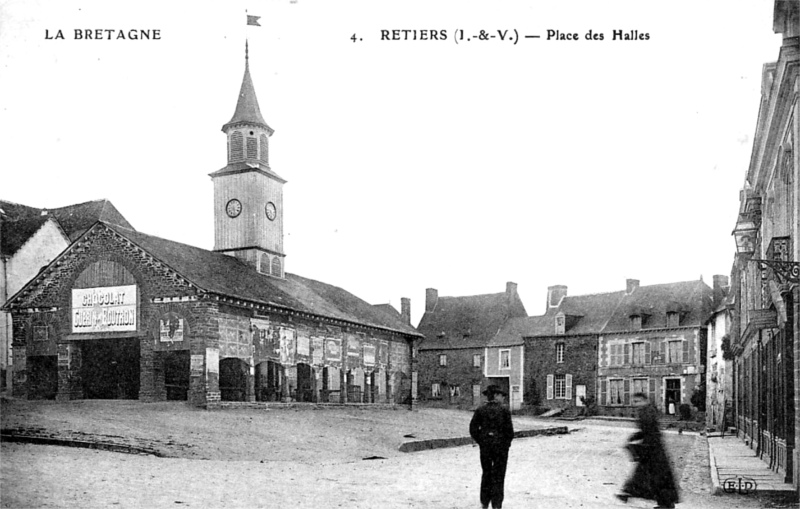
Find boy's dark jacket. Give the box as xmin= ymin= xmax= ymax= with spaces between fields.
xmin=470 ymin=401 xmax=514 ymax=448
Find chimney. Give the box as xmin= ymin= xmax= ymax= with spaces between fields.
xmin=712 ymin=275 xmax=729 ymax=307
xmin=425 ymin=288 xmax=438 ymax=312
xmin=626 ymin=279 xmax=639 ymax=295
xmin=547 ymin=285 xmax=567 ymax=309
xmin=401 ymin=297 xmax=411 ymax=324
xmin=506 ymin=281 xmax=518 ymax=306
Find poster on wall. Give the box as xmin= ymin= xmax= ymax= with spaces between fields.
xmin=363 ymin=344 xmax=376 ymax=366
xmin=206 ymin=348 xmax=219 ymax=374
xmin=71 ymin=285 xmax=137 ymax=333
xmin=190 ymin=354 xmax=204 ymax=376
xmin=297 ymin=334 xmax=310 ymax=357
xmin=279 ymin=327 xmax=296 ymax=365
xmin=325 ymin=338 xmax=342 ymax=365
xmin=347 ymin=336 xmax=360 ymax=357
xmin=159 ymin=312 xmax=184 ymax=343
xmin=312 ymin=337 xmax=324 ymax=366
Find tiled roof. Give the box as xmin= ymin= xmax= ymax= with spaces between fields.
xmin=418 ymin=291 xmax=527 ymax=350
xmin=603 ymin=280 xmax=712 ymax=331
xmin=557 ymin=290 xmax=627 ymax=335
xmin=108 ymin=224 xmax=420 ymax=337
xmin=373 ymin=303 xmax=402 ymax=319
xmin=0 ymin=199 xmax=132 ymax=256
xmin=488 ymin=315 xmax=555 ymax=347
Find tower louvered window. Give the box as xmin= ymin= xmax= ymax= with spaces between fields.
xmin=260 ymin=134 xmax=269 ymax=163
xmin=260 ymin=253 xmax=270 ymax=274
xmin=271 ymin=257 xmax=282 ymax=277
xmin=247 ymin=137 xmax=258 ymax=159
xmin=230 ymin=131 xmax=244 ymax=162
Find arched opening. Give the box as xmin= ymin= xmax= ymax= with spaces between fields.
xmin=27 ymin=355 xmax=57 ymax=400
xmin=321 ymin=366 xmax=341 ymax=403
xmin=219 ymin=358 xmax=248 ymax=401
xmin=163 ymin=350 xmax=190 ymax=401
xmin=81 ymin=338 xmax=140 ymax=399
xmin=255 ymin=360 xmax=283 ymax=402
xmin=296 ymin=363 xmax=315 ymax=402
xmin=346 ymin=368 xmax=364 ymax=403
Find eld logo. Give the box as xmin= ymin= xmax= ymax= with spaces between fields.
xmin=722 ymin=477 xmax=757 ymax=495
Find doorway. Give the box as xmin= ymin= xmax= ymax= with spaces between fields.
xmin=219 ymin=358 xmax=248 ymax=401
xmin=256 ymin=361 xmax=283 ymax=402
xmin=163 ymin=350 xmax=190 ymax=401
xmin=296 ymin=363 xmax=314 ymax=402
xmin=81 ymin=338 xmax=140 ymax=399
xmin=665 ymin=378 xmax=681 ymax=414
xmin=27 ymin=355 xmax=58 ymax=400
xmin=575 ymin=384 xmax=587 ymax=407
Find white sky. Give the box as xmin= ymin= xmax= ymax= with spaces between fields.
xmin=0 ymin=0 xmax=785 ymax=326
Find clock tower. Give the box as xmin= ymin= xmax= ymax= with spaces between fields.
xmin=211 ymin=42 xmax=286 ymax=278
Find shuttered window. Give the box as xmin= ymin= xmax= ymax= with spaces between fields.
xmin=230 ymin=131 xmax=244 ymax=161
xmin=565 ymin=374 xmax=572 ymax=400
xmin=546 ymin=374 xmax=554 ymax=400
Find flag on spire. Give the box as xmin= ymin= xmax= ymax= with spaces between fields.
xmin=247 ymin=15 xmax=261 ymax=26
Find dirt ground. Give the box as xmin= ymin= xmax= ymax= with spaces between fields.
xmin=0 ymin=398 xmax=553 ymax=462
xmin=0 ymin=398 xmax=786 ymax=508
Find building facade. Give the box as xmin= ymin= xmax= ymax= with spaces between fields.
xmin=522 ymin=285 xmax=621 ymax=414
xmin=417 ymin=283 xmax=526 ymax=409
xmin=597 ymin=279 xmax=711 ymax=418
xmin=730 ymin=2 xmax=799 ymax=487
xmin=705 ymin=275 xmax=732 ymax=432
xmin=0 ymin=199 xmax=131 ymax=392
xmin=3 ymin=45 xmax=421 ymax=408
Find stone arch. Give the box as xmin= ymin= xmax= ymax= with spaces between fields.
xmin=219 ymin=357 xmax=249 ymax=401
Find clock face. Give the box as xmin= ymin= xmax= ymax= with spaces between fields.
xmin=226 ymin=199 xmax=242 ymax=218
xmin=265 ymin=201 xmax=277 ymax=221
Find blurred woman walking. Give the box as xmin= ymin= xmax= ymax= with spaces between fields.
xmin=616 ymin=392 xmax=680 ymax=509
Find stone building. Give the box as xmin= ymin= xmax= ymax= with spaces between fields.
xmin=730 ymin=1 xmax=799 ymax=487
xmin=417 ymin=283 xmax=526 ymax=409
xmin=705 ymin=275 xmax=732 ymax=432
xmin=523 ymin=285 xmax=624 ymax=415
xmin=597 ymin=279 xmax=712 ymax=418
xmin=2 ymin=45 xmax=421 ymax=407
xmin=0 ymin=199 xmax=131 ymax=394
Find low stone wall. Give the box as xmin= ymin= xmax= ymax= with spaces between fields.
xmin=398 ymin=425 xmax=569 ymax=453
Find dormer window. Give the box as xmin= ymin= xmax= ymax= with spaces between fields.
xmin=630 ymin=315 xmax=642 ymax=331
xmin=666 ymin=311 xmax=679 ymax=327
xmin=555 ymin=314 xmax=565 ymax=335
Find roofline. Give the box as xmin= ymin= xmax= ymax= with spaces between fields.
xmin=523 ymin=332 xmax=600 ymax=339
xmin=600 ymin=325 xmax=702 ymax=335
xmin=209 ymin=163 xmax=287 ymax=183
xmin=2 ymin=220 xmax=104 ymax=310
xmin=419 ymin=345 xmax=486 ymax=351
xmin=206 ymin=291 xmax=422 ymax=339
xmin=4 ymin=222 xmax=423 ymax=338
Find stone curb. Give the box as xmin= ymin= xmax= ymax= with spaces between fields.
xmin=0 ymin=432 xmax=164 ymax=457
xmin=707 ymin=435 xmax=722 ymax=496
xmin=398 ymin=426 xmax=569 ymax=453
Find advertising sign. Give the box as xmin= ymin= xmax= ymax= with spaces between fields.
xmin=159 ymin=313 xmax=184 ymax=343
xmin=363 ymin=344 xmax=376 ymax=366
xmin=325 ymin=338 xmax=342 ymax=364
xmin=190 ymin=355 xmax=204 ymax=376
xmin=72 ymin=285 xmax=137 ymax=333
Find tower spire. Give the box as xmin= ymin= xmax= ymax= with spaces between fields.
xmin=221 ymin=41 xmax=271 ymax=133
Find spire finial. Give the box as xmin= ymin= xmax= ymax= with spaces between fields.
xmin=246 ymin=39 xmax=249 ymax=62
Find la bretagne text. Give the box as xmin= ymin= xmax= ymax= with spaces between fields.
xmin=45 ymin=29 xmax=161 ymax=40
